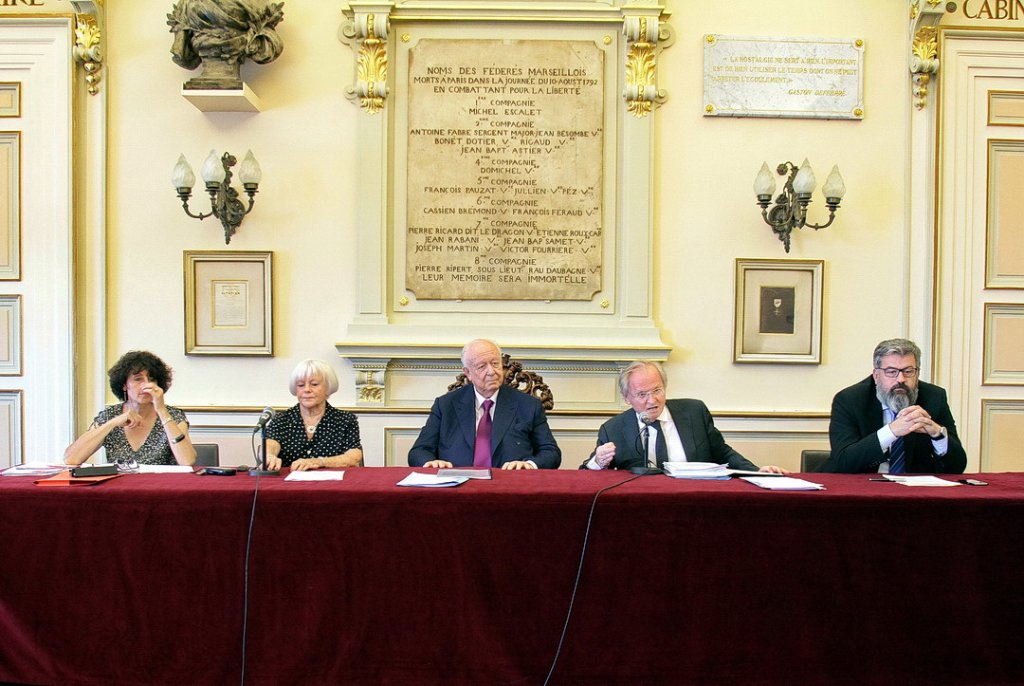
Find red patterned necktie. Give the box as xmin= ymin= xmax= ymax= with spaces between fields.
xmin=473 ymin=398 xmax=493 ymax=468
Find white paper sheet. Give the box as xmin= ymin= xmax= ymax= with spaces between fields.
xmin=284 ymin=470 xmax=346 ymax=481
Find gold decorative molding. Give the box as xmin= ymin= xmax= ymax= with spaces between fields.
xmin=622 ymin=15 xmax=667 ymax=118
xmin=351 ymin=361 xmax=388 ymax=406
xmin=74 ymin=14 xmax=103 ymax=96
xmin=909 ymin=0 xmax=945 ymax=110
xmin=911 ymin=26 xmax=938 ymax=110
xmin=341 ymin=7 xmax=391 ymax=114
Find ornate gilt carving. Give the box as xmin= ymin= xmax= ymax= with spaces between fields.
xmin=911 ymin=26 xmax=939 ymax=110
xmin=909 ymin=0 xmax=945 ymax=110
xmin=74 ymin=14 xmax=103 ymax=95
xmin=353 ymin=366 xmax=387 ymax=406
xmin=623 ymin=15 xmax=665 ymax=118
xmin=448 ymin=354 xmax=554 ymax=410
xmin=342 ymin=11 xmax=390 ymax=114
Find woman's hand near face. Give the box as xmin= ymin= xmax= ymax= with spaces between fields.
xmin=118 ymin=409 xmax=143 ymax=429
xmin=142 ymin=383 xmax=167 ymax=411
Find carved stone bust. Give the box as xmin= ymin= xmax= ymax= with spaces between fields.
xmin=168 ymin=0 xmax=285 ymax=90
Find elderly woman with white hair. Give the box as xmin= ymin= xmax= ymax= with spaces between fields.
xmin=264 ymin=359 xmax=362 ymax=471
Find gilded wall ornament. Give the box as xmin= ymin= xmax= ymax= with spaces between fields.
xmin=623 ymin=15 xmax=666 ymax=118
xmin=74 ymin=14 xmax=103 ymax=96
xmin=342 ymin=10 xmax=390 ymax=114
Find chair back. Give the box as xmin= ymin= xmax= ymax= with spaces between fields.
xmin=194 ymin=443 xmax=220 ymax=466
xmin=800 ymin=449 xmax=830 ymax=473
xmin=449 ymin=353 xmax=554 ymax=410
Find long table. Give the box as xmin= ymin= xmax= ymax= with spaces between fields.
xmin=1 ymin=469 xmax=1022 ymax=685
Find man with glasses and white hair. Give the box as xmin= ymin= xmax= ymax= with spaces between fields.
xmin=822 ymin=338 xmax=966 ymax=474
xmin=581 ymin=360 xmax=785 ymax=473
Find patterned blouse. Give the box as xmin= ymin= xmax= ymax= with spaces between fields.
xmin=265 ymin=403 xmax=362 ymax=467
xmin=93 ymin=404 xmax=189 ymax=466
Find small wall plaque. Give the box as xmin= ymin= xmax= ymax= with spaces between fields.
xmin=704 ymin=35 xmax=864 ymax=120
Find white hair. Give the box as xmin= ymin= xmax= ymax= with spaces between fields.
xmin=288 ymin=359 xmax=339 ymax=396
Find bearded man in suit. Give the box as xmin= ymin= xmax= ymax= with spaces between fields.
xmin=821 ymin=338 xmax=966 ymax=474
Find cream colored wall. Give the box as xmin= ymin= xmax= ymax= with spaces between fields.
xmin=105 ymin=1 xmax=362 ymax=410
xmin=97 ymin=1 xmax=913 ymax=468
xmin=653 ymin=1 xmax=911 ymax=412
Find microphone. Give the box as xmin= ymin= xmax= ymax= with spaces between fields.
xmin=250 ymin=407 xmax=281 ymax=477
xmin=255 ymin=407 xmax=275 ymax=429
xmin=631 ymin=413 xmax=663 ymax=476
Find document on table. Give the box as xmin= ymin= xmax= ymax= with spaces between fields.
xmin=138 ymin=465 xmax=195 ymax=474
xmin=397 ymin=472 xmax=468 ymax=488
xmin=878 ymin=475 xmax=960 ymax=487
xmin=662 ymin=462 xmax=730 ymax=479
xmin=437 ymin=468 xmax=491 ymax=480
xmin=284 ymin=470 xmax=345 ymax=482
xmin=741 ymin=476 xmax=826 ymax=491
xmin=1 ymin=462 xmax=67 ymax=477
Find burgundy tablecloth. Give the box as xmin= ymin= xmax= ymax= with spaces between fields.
xmin=1 ymin=469 xmax=1022 ymax=685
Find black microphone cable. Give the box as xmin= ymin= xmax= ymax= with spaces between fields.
xmin=542 ymin=472 xmax=643 ymax=686
xmin=239 ymin=429 xmax=264 ymax=686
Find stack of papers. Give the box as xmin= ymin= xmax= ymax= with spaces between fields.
xmin=397 ymin=472 xmax=468 ymax=488
xmin=284 ymin=470 xmax=345 ymax=482
xmin=2 ymin=462 xmax=67 ymax=477
xmin=662 ymin=462 xmax=730 ymax=480
xmin=138 ymin=464 xmax=194 ymax=474
xmin=438 ymin=468 xmax=491 ymax=480
xmin=877 ymin=475 xmax=959 ymax=487
xmin=741 ymin=476 xmax=826 ymax=491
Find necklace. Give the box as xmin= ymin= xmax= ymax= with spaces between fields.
xmin=303 ymin=410 xmax=323 ymax=437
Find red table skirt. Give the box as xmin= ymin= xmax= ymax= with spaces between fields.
xmin=1 ymin=468 xmax=1022 ymax=685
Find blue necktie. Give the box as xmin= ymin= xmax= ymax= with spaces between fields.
xmin=888 ymin=408 xmax=906 ymax=474
xmin=889 ymin=437 xmax=905 ymax=474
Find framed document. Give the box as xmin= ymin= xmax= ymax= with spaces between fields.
xmin=734 ymin=258 xmax=823 ymax=364
xmin=0 ymin=131 xmax=21 ymax=280
xmin=184 ymin=251 xmax=273 ymax=356
xmin=0 ymin=294 xmax=21 ymax=374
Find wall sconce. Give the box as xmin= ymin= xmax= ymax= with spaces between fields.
xmin=753 ymin=159 xmax=845 ymax=253
xmin=172 ymin=150 xmax=261 ymax=244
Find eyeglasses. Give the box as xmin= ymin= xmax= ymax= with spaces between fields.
xmin=876 ymin=367 xmax=919 ymax=379
xmin=631 ymin=387 xmax=665 ymax=401
xmin=114 ymin=456 xmax=139 ymax=473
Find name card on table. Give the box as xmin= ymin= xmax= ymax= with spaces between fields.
xmin=703 ymin=35 xmax=864 ymax=120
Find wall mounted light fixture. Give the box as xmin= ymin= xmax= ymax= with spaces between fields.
xmin=173 ymin=150 xmax=262 ymax=244
xmin=753 ymin=159 xmax=845 ymax=253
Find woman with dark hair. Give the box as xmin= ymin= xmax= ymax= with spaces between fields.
xmin=64 ymin=351 xmax=196 ymax=467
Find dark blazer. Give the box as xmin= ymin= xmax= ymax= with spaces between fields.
xmin=823 ymin=375 xmax=967 ymax=474
xmin=408 ymin=384 xmax=561 ymax=468
xmin=580 ymin=398 xmax=758 ymax=471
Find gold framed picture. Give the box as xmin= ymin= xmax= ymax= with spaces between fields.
xmin=734 ymin=258 xmax=823 ymax=364
xmin=184 ymin=251 xmax=273 ymax=356
xmin=0 ymin=294 xmax=22 ymax=374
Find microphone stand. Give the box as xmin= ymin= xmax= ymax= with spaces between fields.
xmin=249 ymin=420 xmax=280 ymax=477
xmin=630 ymin=420 xmax=663 ymax=476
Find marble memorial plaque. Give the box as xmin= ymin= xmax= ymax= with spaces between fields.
xmin=704 ymin=35 xmax=864 ymax=119
xmin=406 ymin=39 xmax=604 ymax=301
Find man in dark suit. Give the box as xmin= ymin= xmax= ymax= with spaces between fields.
xmin=822 ymin=338 xmax=967 ymax=474
xmin=408 ymin=339 xmax=561 ymax=470
xmin=581 ymin=361 xmax=784 ymax=473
